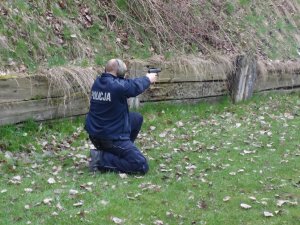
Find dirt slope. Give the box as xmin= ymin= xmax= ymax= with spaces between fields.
xmin=0 ymin=0 xmax=299 ymax=73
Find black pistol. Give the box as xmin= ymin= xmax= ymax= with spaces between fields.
xmin=148 ymin=68 xmax=162 ymax=74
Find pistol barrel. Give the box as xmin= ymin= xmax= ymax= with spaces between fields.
xmin=148 ymin=68 xmax=161 ymax=73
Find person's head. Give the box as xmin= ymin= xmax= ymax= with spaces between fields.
xmin=105 ymin=59 xmax=127 ymax=77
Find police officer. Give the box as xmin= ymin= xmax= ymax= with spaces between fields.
xmin=85 ymin=59 xmax=158 ymax=174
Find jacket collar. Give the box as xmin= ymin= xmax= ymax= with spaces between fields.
xmin=101 ymin=72 xmax=115 ymax=77
xmin=101 ymin=73 xmax=124 ymax=79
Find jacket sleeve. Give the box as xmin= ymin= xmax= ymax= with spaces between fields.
xmin=120 ymin=76 xmax=151 ymax=98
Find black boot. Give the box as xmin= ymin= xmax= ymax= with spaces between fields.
xmin=89 ymin=149 xmax=103 ymax=172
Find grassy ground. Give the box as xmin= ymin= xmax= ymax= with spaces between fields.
xmin=0 ymin=93 xmax=299 ymax=225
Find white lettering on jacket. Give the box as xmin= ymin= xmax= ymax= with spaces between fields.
xmin=91 ymin=91 xmax=111 ymax=102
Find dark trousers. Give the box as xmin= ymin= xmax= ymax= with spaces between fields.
xmin=89 ymin=112 xmax=149 ymax=174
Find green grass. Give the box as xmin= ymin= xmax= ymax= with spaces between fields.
xmin=225 ymin=2 xmax=235 ymax=15
xmin=0 ymin=93 xmax=300 ymax=225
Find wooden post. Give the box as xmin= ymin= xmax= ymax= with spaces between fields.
xmin=228 ymin=54 xmax=257 ymax=103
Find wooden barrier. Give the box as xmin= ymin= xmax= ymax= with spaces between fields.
xmin=0 ymin=74 xmax=91 ymax=125
xmin=0 ymin=57 xmax=299 ymax=125
xmin=141 ymin=81 xmax=227 ymax=102
xmin=0 ymin=75 xmax=61 ymax=103
xmin=0 ymin=93 xmax=89 ymax=125
xmin=127 ymin=57 xmax=229 ymax=107
xmin=255 ymin=72 xmax=300 ymax=92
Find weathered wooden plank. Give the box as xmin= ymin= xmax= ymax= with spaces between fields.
xmin=255 ymin=72 xmax=300 ymax=91
xmin=0 ymin=75 xmax=63 ymax=103
xmin=257 ymin=87 xmax=300 ymax=95
xmin=140 ymin=81 xmax=227 ymax=102
xmin=0 ymin=94 xmax=89 ymax=125
xmin=140 ymin=96 xmax=224 ymax=105
xmin=0 ymin=67 xmax=96 ymax=104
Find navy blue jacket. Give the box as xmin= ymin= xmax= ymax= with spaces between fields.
xmin=85 ymin=73 xmax=150 ymax=140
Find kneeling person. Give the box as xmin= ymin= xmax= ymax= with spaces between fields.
xmin=85 ymin=59 xmax=157 ymax=174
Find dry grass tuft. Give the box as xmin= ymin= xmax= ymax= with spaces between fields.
xmin=257 ymin=60 xmax=268 ymax=81
xmin=263 ymin=60 xmax=300 ymax=74
xmin=167 ymin=54 xmax=234 ymax=80
xmin=256 ymin=59 xmax=268 ymax=84
xmin=40 ymin=66 xmax=97 ymax=100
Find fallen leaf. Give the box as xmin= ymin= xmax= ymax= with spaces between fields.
xmin=236 ymin=123 xmax=241 ymax=128
xmin=248 ymin=196 xmax=257 ymax=201
xmin=119 ymin=173 xmax=128 ymax=179
xmin=150 ymin=126 xmax=156 ymax=131
xmin=31 ymin=164 xmax=38 ymax=169
xmin=73 ymin=201 xmax=84 ymax=207
xmin=263 ymin=211 xmax=274 ymax=217
xmin=80 ymin=183 xmax=92 ymax=192
xmin=76 ymin=210 xmax=87 ymax=217
xmin=166 ymin=211 xmax=174 ymax=217
xmin=261 ymin=201 xmax=268 ymax=205
xmin=56 ymin=203 xmax=64 ymax=211
xmin=9 ymin=175 xmax=22 ymax=184
xmin=69 ymin=189 xmax=79 ymax=195
xmin=277 ymin=200 xmax=288 ymax=207
xmin=185 ymin=164 xmax=197 ymax=170
xmin=138 ymin=182 xmax=161 ymax=192
xmin=223 ymin=196 xmax=231 ymax=202
xmin=176 ymin=121 xmax=184 ymax=127
xmin=197 ymin=200 xmax=208 ymax=209
xmin=52 ymin=212 xmax=59 ymax=216
xmin=241 ymin=150 xmax=256 ymax=155
xmin=159 ymin=132 xmax=167 ymax=138
xmin=47 ymin=178 xmax=56 ymax=184
xmin=240 ymin=203 xmax=251 ymax=209
xmin=24 ymin=188 xmax=33 ymax=193
xmin=153 ymin=220 xmax=164 ymax=225
xmin=43 ymin=198 xmax=53 ymax=205
xmin=75 ymin=154 xmax=87 ymax=159
xmin=4 ymin=151 xmax=13 ymax=159
xmin=100 ymin=200 xmax=109 ymax=206
xmin=111 ymin=216 xmax=125 ymax=224
xmin=277 ymin=199 xmax=298 ymax=207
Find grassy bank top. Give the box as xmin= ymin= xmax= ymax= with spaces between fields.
xmin=0 ymin=0 xmax=299 ymax=73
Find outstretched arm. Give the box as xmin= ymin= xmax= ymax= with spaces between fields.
xmin=122 ymin=73 xmax=158 ymax=98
